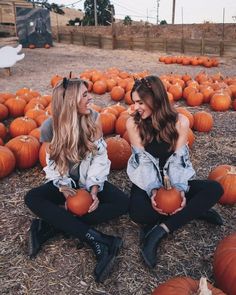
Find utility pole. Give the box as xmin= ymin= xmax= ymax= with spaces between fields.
xmin=94 ymin=0 xmax=98 ymax=26
xmin=156 ymin=0 xmax=160 ymax=24
xmin=172 ymin=0 xmax=176 ymax=24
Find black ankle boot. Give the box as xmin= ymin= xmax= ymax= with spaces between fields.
xmin=28 ymin=219 xmax=58 ymax=259
xmin=198 ymin=209 xmax=223 ymax=226
xmin=141 ymin=225 xmax=167 ymax=269
xmin=84 ymin=229 xmax=122 ymax=283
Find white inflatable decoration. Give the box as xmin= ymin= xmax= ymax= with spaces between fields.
xmin=0 ymin=44 xmax=25 ymax=68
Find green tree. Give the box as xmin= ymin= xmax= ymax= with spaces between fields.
xmin=83 ymin=0 xmax=115 ymax=26
xmin=160 ymin=20 xmax=167 ymax=25
xmin=123 ymin=15 xmax=132 ymax=26
xmin=26 ymin=0 xmax=64 ymax=14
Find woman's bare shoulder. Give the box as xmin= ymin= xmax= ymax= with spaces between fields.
xmin=177 ymin=113 xmax=190 ymax=130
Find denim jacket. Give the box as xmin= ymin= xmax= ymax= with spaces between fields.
xmin=127 ymin=144 xmax=196 ymax=196
xmin=43 ymin=137 xmax=111 ymax=192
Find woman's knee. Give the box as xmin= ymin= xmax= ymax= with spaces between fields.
xmin=24 ymin=187 xmax=41 ymax=208
xmin=208 ymin=180 xmax=224 ymax=197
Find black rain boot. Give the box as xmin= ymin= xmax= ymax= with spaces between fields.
xmin=139 ymin=224 xmax=155 ymax=246
xmin=141 ymin=225 xmax=167 ymax=269
xmin=84 ymin=229 xmax=123 ymax=283
xmin=198 ymin=208 xmax=223 ymax=226
xmin=28 ymin=218 xmax=59 ymax=259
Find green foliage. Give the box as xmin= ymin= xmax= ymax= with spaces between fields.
xmin=123 ymin=16 xmax=132 ymax=26
xmin=26 ymin=0 xmax=65 ymax=15
xmin=83 ymin=0 xmax=115 ymax=26
xmin=160 ymin=20 xmax=167 ymax=25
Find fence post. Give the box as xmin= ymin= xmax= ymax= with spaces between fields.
xmin=112 ymin=34 xmax=116 ymax=50
xmin=164 ymin=38 xmax=167 ymax=53
xmin=181 ymin=38 xmax=185 ymax=53
xmin=129 ymin=37 xmax=133 ymax=50
xmin=201 ymin=38 xmax=204 ymax=55
xmin=70 ymin=31 xmax=74 ymax=44
xmin=98 ymin=34 xmax=102 ymax=49
xmin=220 ymin=40 xmax=224 ymax=56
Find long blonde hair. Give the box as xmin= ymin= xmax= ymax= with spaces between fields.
xmin=49 ymin=78 xmax=97 ymax=175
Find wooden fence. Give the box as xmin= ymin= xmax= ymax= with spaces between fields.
xmin=55 ymin=31 xmax=236 ymax=58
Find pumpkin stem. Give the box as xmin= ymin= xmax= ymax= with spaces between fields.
xmin=163 ymin=176 xmax=172 ymax=190
xmin=196 ymin=277 xmax=212 ymax=295
xmin=228 ymin=166 xmax=236 ymax=175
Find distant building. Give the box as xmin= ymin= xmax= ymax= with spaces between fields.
xmin=0 ymin=0 xmax=33 ymax=24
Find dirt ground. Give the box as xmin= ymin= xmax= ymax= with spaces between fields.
xmin=0 ymin=42 xmax=236 ymax=295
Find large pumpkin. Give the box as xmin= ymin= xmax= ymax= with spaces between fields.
xmin=105 ymin=136 xmax=131 ymax=170
xmin=100 ymin=112 xmax=116 ymax=135
xmin=66 ymin=189 xmax=93 ymax=216
xmin=6 ymin=135 xmax=40 ymax=169
xmin=208 ymin=165 xmax=236 ymax=204
xmin=0 ymin=146 xmax=16 ymax=178
xmin=0 ymin=103 xmax=9 ymax=121
xmin=152 ymin=277 xmax=225 ymax=295
xmin=213 ymin=233 xmax=236 ymax=295
xmin=154 ymin=176 xmax=182 ymax=214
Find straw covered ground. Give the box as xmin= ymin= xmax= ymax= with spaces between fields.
xmin=0 ymin=43 xmax=236 ymax=295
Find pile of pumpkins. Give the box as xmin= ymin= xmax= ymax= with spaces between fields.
xmin=159 ymin=55 xmax=219 ymax=68
xmin=51 ymin=69 xmax=236 ymax=112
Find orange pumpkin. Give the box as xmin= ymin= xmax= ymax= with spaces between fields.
xmin=66 ymin=189 xmax=93 ymax=216
xmin=213 ymin=233 xmax=236 ymax=295
xmin=39 ymin=142 xmax=49 ymax=167
xmin=0 ymin=146 xmax=16 ymax=178
xmin=154 ymin=176 xmax=182 ymax=214
xmin=152 ymin=277 xmax=225 ymax=295
xmin=176 ymin=107 xmax=194 ymax=129
xmin=93 ymin=80 xmax=107 ymax=94
xmin=187 ymin=128 xmax=195 ymax=149
xmin=210 ymin=92 xmax=231 ymax=111
xmin=208 ymin=165 xmax=236 ymax=204
xmin=29 ymin=128 xmax=41 ymax=140
xmin=105 ymin=136 xmax=131 ymax=170
xmin=9 ymin=117 xmax=37 ymax=138
xmin=100 ymin=112 xmax=116 ymax=135
xmin=110 ymin=86 xmax=125 ymax=101
xmin=186 ymin=91 xmax=203 ymax=106
xmin=6 ymin=135 xmax=40 ymax=169
xmin=115 ymin=113 xmax=129 ymax=136
xmin=50 ymin=75 xmax=63 ymax=88
xmin=0 ymin=122 xmax=7 ymax=140
xmin=5 ymin=96 xmax=27 ymax=117
xmin=0 ymin=103 xmax=9 ymax=121
xmin=193 ymin=111 xmax=213 ymax=132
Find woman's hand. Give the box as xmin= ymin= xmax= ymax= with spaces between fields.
xmin=59 ymin=185 xmax=77 ymax=199
xmin=170 ymin=191 xmax=186 ymax=215
xmin=150 ymin=188 xmax=168 ymax=215
xmin=88 ymin=193 xmax=99 ymax=213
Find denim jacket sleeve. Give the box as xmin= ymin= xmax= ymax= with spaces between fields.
xmin=127 ymin=146 xmax=163 ymax=197
xmin=85 ymin=137 xmax=111 ymax=192
xmin=164 ymin=144 xmax=196 ymax=192
xmin=43 ymin=152 xmax=76 ymax=188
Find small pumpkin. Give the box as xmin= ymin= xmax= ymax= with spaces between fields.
xmin=193 ymin=111 xmax=213 ymax=132
xmin=154 ymin=176 xmax=182 ymax=214
xmin=66 ymin=189 xmax=93 ymax=216
xmin=0 ymin=103 xmax=9 ymax=121
xmin=5 ymin=96 xmax=27 ymax=117
xmin=110 ymin=86 xmax=125 ymax=101
xmin=100 ymin=112 xmax=116 ymax=135
xmin=213 ymin=232 xmax=236 ymax=295
xmin=0 ymin=122 xmax=7 ymax=140
xmin=210 ymin=92 xmax=231 ymax=111
xmin=9 ymin=117 xmax=37 ymax=138
xmin=39 ymin=142 xmax=49 ymax=167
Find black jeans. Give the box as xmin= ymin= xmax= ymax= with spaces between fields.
xmin=25 ymin=181 xmax=129 ymax=240
xmin=129 ymin=180 xmax=223 ymax=232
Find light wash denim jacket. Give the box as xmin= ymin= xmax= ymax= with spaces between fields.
xmin=40 ymin=114 xmax=110 ymax=192
xmin=43 ymin=137 xmax=111 ymax=192
xmin=127 ymin=144 xmax=196 ymax=197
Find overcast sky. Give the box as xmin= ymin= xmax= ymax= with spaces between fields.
xmin=48 ymin=0 xmax=236 ymax=24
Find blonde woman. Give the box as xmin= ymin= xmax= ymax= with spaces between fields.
xmin=24 ymin=77 xmax=129 ymax=283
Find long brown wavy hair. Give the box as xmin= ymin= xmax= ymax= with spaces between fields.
xmin=131 ymin=75 xmax=179 ymax=151
xmin=49 ymin=78 xmax=97 ymax=175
